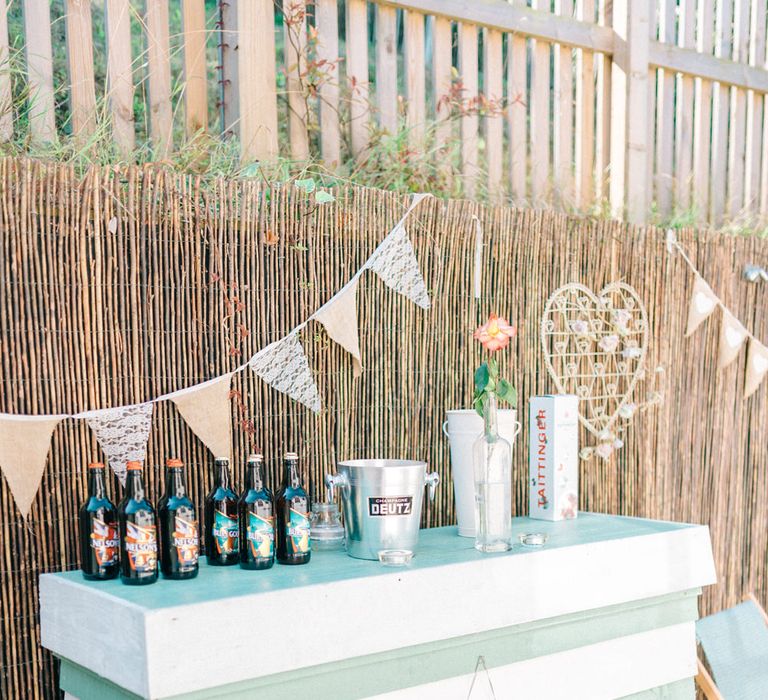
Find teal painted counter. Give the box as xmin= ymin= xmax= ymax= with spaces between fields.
xmin=41 ymin=513 xmax=717 ymax=700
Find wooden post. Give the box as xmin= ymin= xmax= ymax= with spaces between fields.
xmin=65 ymin=0 xmax=97 ymax=142
xmin=693 ymin=0 xmax=714 ymax=221
xmin=404 ymin=10 xmax=425 ymax=145
xmin=554 ymin=0 xmax=574 ymax=207
xmin=23 ymin=0 xmax=56 ymax=143
xmin=0 ymin=0 xmax=12 ymax=141
xmin=237 ymin=0 xmax=278 ymax=162
xmin=431 ymin=15 xmax=452 ymax=169
xmin=483 ymin=28 xmax=503 ymax=202
xmin=285 ymin=0 xmax=309 ymax=160
xmin=575 ymin=0 xmax=595 ymax=209
xmin=458 ymin=23 xmax=478 ymax=200
xmin=530 ymin=0 xmax=550 ymax=205
xmin=218 ymin=0 xmax=239 ymax=139
xmin=609 ymin=0 xmax=649 ymax=223
xmin=145 ymin=0 xmax=173 ymax=156
xmin=105 ymin=0 xmax=135 ymax=157
xmin=316 ymin=0 xmax=340 ymax=166
xmin=181 ymin=0 xmax=208 ymax=138
xmin=376 ymin=5 xmax=398 ymax=134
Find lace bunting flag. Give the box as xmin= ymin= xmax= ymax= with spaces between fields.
xmin=82 ymin=403 xmax=154 ymax=484
xmin=248 ymin=333 xmax=322 ymax=413
xmin=365 ymin=223 xmax=431 ymax=309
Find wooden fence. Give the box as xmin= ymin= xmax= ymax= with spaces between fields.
xmin=2 ymin=1 xmax=768 ymax=225
xmin=1 ymin=157 xmax=767 ymax=697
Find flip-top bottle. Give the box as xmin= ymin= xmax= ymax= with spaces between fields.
xmin=118 ymin=461 xmax=158 ymax=585
xmin=238 ymin=453 xmax=275 ymax=570
xmin=204 ymin=457 xmax=239 ymax=565
xmin=79 ymin=462 xmax=119 ymax=580
xmin=158 ymin=458 xmax=199 ymax=580
xmin=275 ymin=452 xmax=311 ymax=565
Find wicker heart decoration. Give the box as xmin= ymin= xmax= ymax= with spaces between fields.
xmin=540 ymin=282 xmax=649 ymax=438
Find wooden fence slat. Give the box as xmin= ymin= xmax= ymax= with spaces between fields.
xmin=376 ymin=4 xmax=398 ymax=134
xmin=483 ymin=28 xmax=503 ymax=201
xmin=23 ymin=0 xmax=56 ymax=142
xmin=285 ymin=0 xmax=309 ymax=160
xmin=0 ymin=0 xmax=12 ymax=141
xmin=345 ymin=0 xmax=369 ymax=158
xmin=508 ymin=20 xmax=527 ymax=203
xmin=595 ymin=0 xmax=611 ymax=202
xmin=646 ymin=1 xmax=657 ymax=209
xmin=693 ymin=0 xmax=714 ymax=221
xmin=530 ymin=14 xmax=550 ymax=205
xmin=237 ymin=0 xmax=278 ymax=161
xmin=65 ymin=0 xmax=97 ymax=142
xmin=711 ymin=0 xmax=733 ymax=223
xmin=609 ymin=0 xmax=649 ymax=222
xmin=744 ymin=0 xmax=766 ymax=211
xmin=405 ymin=11 xmax=426 ymax=145
xmin=181 ymin=0 xmax=208 ymax=138
xmin=219 ymin=0 xmax=239 ymax=138
xmin=431 ymin=14 xmax=452 ymax=167
xmin=145 ymin=0 xmax=173 ymax=156
xmin=316 ymin=0 xmax=341 ymax=166
xmin=458 ymin=22 xmax=478 ymax=199
xmin=762 ymin=33 xmax=768 ymax=216
xmin=727 ymin=0 xmax=749 ymax=216
xmin=674 ymin=0 xmax=695 ymax=211
xmin=554 ymin=0 xmax=574 ymax=207
xmin=575 ymin=0 xmax=595 ymax=208
xmin=105 ymin=0 xmax=135 ymax=156
xmin=655 ymin=0 xmax=675 ymax=218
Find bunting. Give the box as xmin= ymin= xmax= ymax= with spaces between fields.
xmin=248 ymin=334 xmax=322 ymax=413
xmin=167 ymin=374 xmax=233 ymax=462
xmin=0 ymin=194 xmax=431 ymax=475
xmin=0 ymin=414 xmax=63 ymax=518
xmin=82 ymin=403 xmax=154 ymax=485
xmin=668 ymin=229 xmax=768 ymax=398
xmin=313 ymin=280 xmax=363 ymax=376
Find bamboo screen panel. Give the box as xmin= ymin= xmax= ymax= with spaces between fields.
xmin=0 ymin=158 xmax=766 ymax=698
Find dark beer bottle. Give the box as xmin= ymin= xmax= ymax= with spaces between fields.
xmin=204 ymin=457 xmax=239 ymax=565
xmin=158 ymin=458 xmax=199 ymax=580
xmin=79 ymin=462 xmax=119 ymax=580
xmin=118 ymin=461 xmax=158 ymax=586
xmin=275 ymin=452 xmax=311 ymax=565
xmin=238 ymin=453 xmax=275 ymax=570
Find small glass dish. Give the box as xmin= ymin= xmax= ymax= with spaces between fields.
xmin=518 ymin=533 xmax=549 ymax=548
xmin=378 ymin=549 xmax=413 ymax=566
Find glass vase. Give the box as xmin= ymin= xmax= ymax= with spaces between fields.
xmin=472 ymin=394 xmax=512 ymax=552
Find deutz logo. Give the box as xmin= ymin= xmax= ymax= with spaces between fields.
xmin=368 ymin=496 xmax=412 ymax=516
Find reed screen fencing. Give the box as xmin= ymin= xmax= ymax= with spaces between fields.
xmin=0 ymin=157 xmax=766 ymax=697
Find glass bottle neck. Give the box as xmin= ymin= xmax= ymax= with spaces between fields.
xmin=215 ymin=462 xmax=230 ymax=488
xmin=283 ymin=460 xmax=300 ymax=488
xmin=483 ymin=394 xmax=499 ymax=438
xmin=165 ymin=468 xmax=187 ymax=498
xmin=125 ymin=472 xmax=145 ymax=501
xmin=88 ymin=470 xmax=107 ymax=499
xmin=246 ymin=462 xmax=264 ymax=491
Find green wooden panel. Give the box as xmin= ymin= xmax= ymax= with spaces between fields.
xmin=52 ymin=515 xmax=695 ymax=611
xmin=59 ymin=589 xmax=700 ymax=700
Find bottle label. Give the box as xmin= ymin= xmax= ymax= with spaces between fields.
xmin=247 ymin=512 xmax=274 ymax=559
xmin=173 ymin=516 xmax=199 ymax=566
xmin=368 ymin=496 xmax=413 ymax=516
xmin=287 ymin=508 xmax=310 ymax=554
xmin=125 ymin=522 xmax=158 ymax=573
xmin=213 ymin=510 xmax=239 ymax=554
xmin=90 ymin=518 xmax=118 ymax=566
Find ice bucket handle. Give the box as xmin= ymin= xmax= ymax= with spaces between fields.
xmin=325 ymin=472 xmax=349 ymax=502
xmin=425 ymin=471 xmax=439 ymax=501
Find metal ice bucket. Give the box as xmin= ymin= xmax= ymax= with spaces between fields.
xmin=325 ymin=459 xmax=439 ymax=560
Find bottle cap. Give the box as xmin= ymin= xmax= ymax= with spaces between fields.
xmin=285 ymin=451 xmax=298 ymax=461
xmin=214 ymin=456 xmax=229 ymax=464
xmin=126 ymin=461 xmax=143 ymax=471
xmin=165 ymin=458 xmax=184 ymax=468
xmin=248 ymin=453 xmax=264 ymax=463
xmin=87 ymin=462 xmax=105 ymax=470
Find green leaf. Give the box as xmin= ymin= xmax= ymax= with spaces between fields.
xmin=241 ymin=163 xmax=260 ymax=178
xmin=473 ymin=394 xmax=485 ymax=418
xmin=496 ymin=379 xmax=517 ymax=405
xmin=474 ymin=363 xmax=489 ymax=393
xmin=295 ymin=178 xmax=316 ymax=193
xmin=315 ymin=190 xmax=335 ymax=203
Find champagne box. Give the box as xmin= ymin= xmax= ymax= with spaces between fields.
xmin=529 ymin=395 xmax=579 ymax=521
